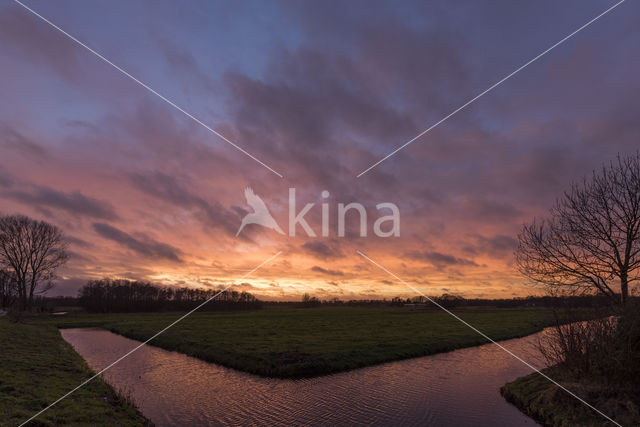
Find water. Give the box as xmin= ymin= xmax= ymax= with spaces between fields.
xmin=61 ymin=328 xmax=547 ymax=426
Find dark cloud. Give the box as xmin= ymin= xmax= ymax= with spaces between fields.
xmin=311 ymin=266 xmax=344 ymax=276
xmin=459 ymin=198 xmax=523 ymax=223
xmin=130 ymin=172 xmax=198 ymax=206
xmin=129 ymin=172 xmax=238 ymax=234
xmin=156 ymin=36 xmax=215 ymax=94
xmin=0 ymin=125 xmax=48 ymax=159
xmin=0 ymin=167 xmax=13 ymax=188
xmin=475 ymin=234 xmax=518 ymax=258
xmin=92 ymin=222 xmax=183 ymax=263
xmin=220 ymin=3 xmax=477 ymax=187
xmin=64 ymin=235 xmax=92 ymax=248
xmin=301 ymin=241 xmax=343 ymax=259
xmin=222 ymin=44 xmax=430 ymax=186
xmin=65 ymin=249 xmax=93 ymax=263
xmin=0 ymin=6 xmax=82 ymax=80
xmin=8 ymin=186 xmax=118 ymax=220
xmin=405 ymin=250 xmax=478 ymax=270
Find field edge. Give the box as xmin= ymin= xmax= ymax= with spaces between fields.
xmin=500 ymin=366 xmax=639 ymax=427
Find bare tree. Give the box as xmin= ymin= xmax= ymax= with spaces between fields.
xmin=0 ymin=215 xmax=68 ymax=310
xmin=0 ymin=269 xmax=17 ymax=308
xmin=516 ymin=153 xmax=640 ymax=305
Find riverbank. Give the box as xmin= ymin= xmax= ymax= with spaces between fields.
xmin=501 ymin=365 xmax=640 ymax=426
xmin=0 ymin=318 xmax=149 ymax=426
xmin=37 ymin=306 xmax=570 ymax=378
xmin=60 ymin=326 xmax=546 ymax=425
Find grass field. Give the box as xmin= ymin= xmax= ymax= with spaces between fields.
xmin=501 ymin=365 xmax=640 ymax=426
xmin=0 ymin=319 xmax=148 ymax=426
xmin=34 ymin=306 xmax=564 ymax=378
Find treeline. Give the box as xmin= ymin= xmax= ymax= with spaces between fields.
xmin=448 ymin=294 xmax=618 ymax=308
xmin=278 ymin=293 xmax=623 ymax=309
xmin=13 ymin=287 xmax=621 ymax=313
xmin=78 ymin=279 xmax=262 ymax=312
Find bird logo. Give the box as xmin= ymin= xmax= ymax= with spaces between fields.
xmin=236 ymin=187 xmax=285 ymax=236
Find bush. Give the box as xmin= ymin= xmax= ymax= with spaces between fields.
xmin=613 ymin=301 xmax=640 ymax=384
xmin=538 ymin=304 xmax=640 ymax=386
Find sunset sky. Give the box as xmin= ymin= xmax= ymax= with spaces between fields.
xmin=1 ymin=0 xmax=638 ymax=300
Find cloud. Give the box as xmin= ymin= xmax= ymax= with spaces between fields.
xmin=92 ymin=222 xmax=183 ymax=262
xmin=7 ymin=186 xmax=119 ymax=220
xmin=311 ymin=266 xmax=344 ymax=276
xmin=231 ymin=282 xmax=260 ymax=292
xmin=0 ymin=6 xmax=82 ymax=80
xmin=64 ymin=235 xmax=92 ymax=248
xmin=405 ymin=250 xmax=478 ymax=270
xmin=459 ymin=198 xmax=523 ymax=223
xmin=0 ymin=167 xmax=13 ymax=188
xmin=129 ymin=172 xmax=238 ymax=234
xmin=301 ymin=241 xmax=343 ymax=259
xmin=474 ymin=234 xmax=518 ymax=258
xmin=156 ymin=36 xmax=215 ymax=93
xmin=0 ymin=125 xmax=48 ymax=159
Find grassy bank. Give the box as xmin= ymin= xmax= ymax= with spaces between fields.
xmin=37 ymin=306 xmax=563 ymax=378
xmin=0 ymin=319 xmax=149 ymax=426
xmin=501 ymin=366 xmax=640 ymax=426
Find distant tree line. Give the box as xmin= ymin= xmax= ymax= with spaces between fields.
xmin=30 ymin=292 xmax=623 ymax=313
xmin=78 ymin=278 xmax=262 ymax=312
xmin=410 ymin=294 xmax=618 ymax=309
xmin=288 ymin=293 xmax=621 ymax=309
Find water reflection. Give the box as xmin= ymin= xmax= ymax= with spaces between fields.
xmin=62 ymin=328 xmax=545 ymax=426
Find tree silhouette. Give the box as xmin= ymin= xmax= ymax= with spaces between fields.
xmin=0 ymin=215 xmax=68 ymax=310
xmin=0 ymin=269 xmax=17 ymax=308
xmin=77 ymin=278 xmax=261 ymax=312
xmin=516 ymin=153 xmax=640 ymax=305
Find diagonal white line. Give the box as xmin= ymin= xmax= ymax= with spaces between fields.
xmin=356 ymin=250 xmax=622 ymax=427
xmin=13 ymin=0 xmax=283 ymax=178
xmin=20 ymin=251 xmax=282 ymax=426
xmin=356 ymin=0 xmax=626 ymax=178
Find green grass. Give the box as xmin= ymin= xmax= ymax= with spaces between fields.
xmin=35 ymin=306 xmax=564 ymax=378
xmin=501 ymin=366 xmax=640 ymax=426
xmin=0 ymin=319 xmax=149 ymax=426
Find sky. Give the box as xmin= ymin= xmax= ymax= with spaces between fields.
xmin=1 ymin=0 xmax=639 ymax=300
